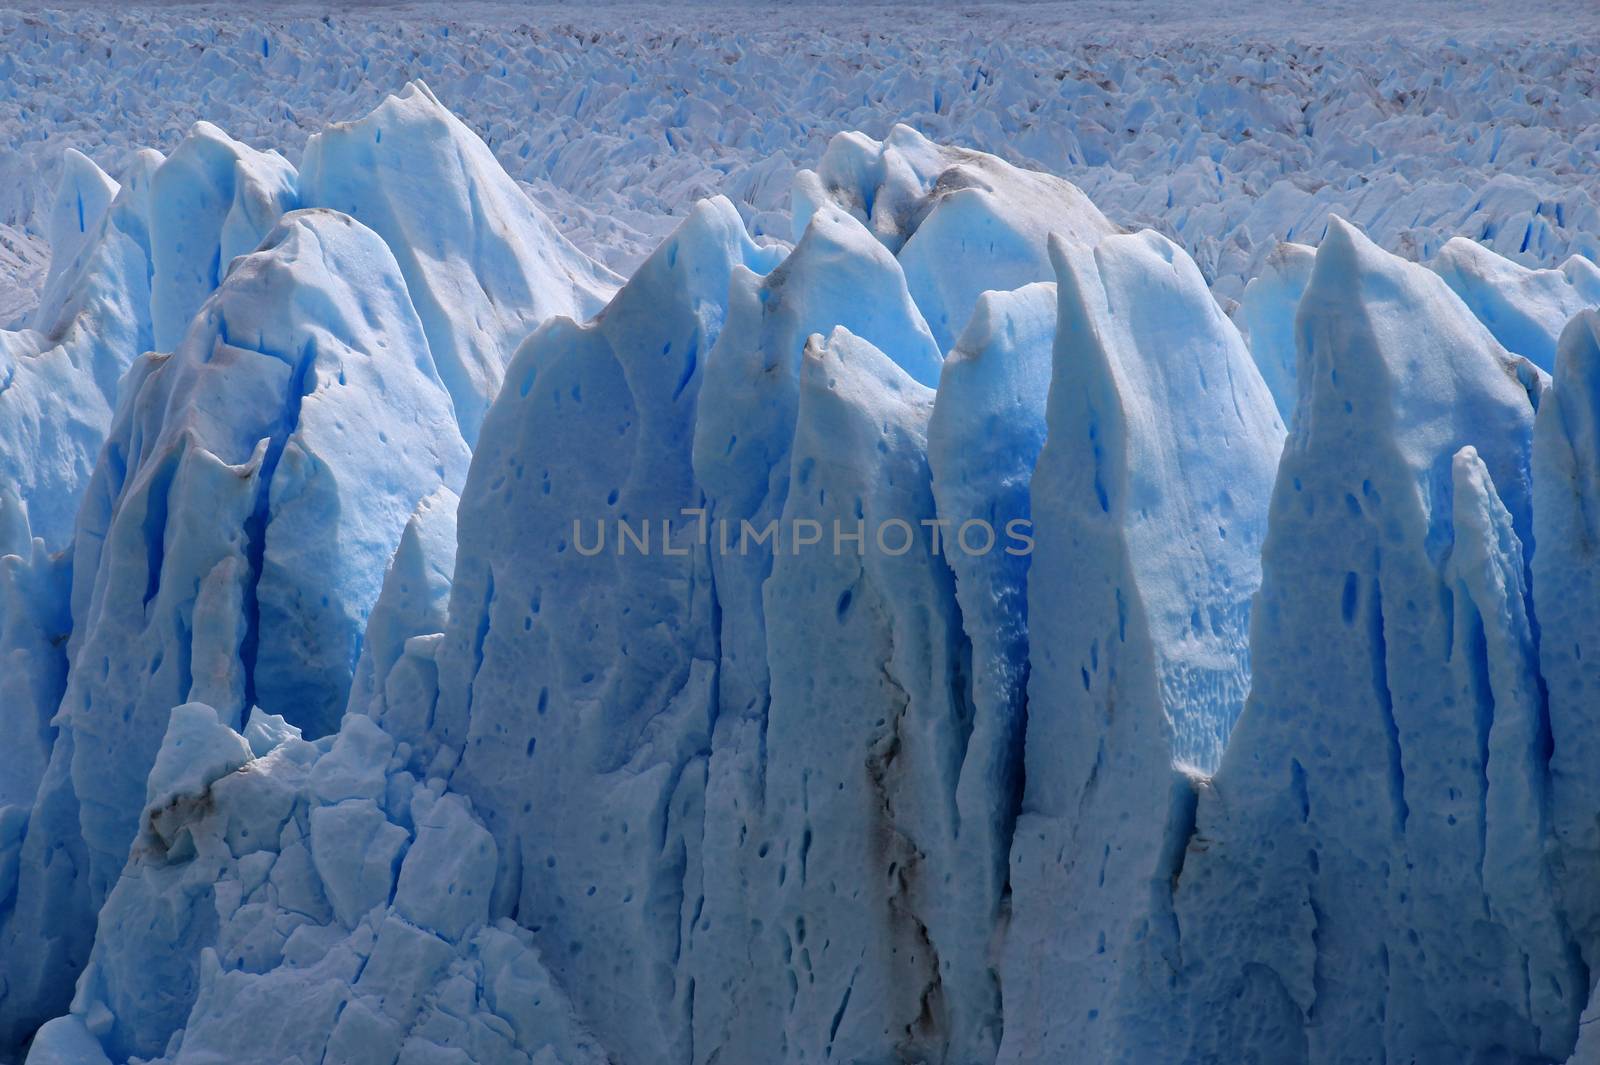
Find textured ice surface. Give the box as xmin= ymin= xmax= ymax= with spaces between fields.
xmin=434 ymin=195 xmax=779 ymax=1065
xmin=0 ymin=203 xmax=473 ymax=1052
xmin=3 ymin=11 xmax=1600 ymax=1065
xmin=1158 ymin=220 xmax=1565 ymax=1064
xmin=30 ymin=706 xmax=608 ymax=1065
xmin=298 ymin=81 xmax=619 ymax=444
xmin=794 ymin=125 xmax=1118 ymax=352
xmin=2 ymin=2 xmax=1597 ymax=298
xmin=1000 ymin=230 xmax=1283 ymax=1064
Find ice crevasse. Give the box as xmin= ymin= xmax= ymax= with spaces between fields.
xmin=3 ymin=80 xmax=1600 ymax=1065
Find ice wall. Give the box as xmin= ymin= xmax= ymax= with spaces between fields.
xmin=4 ymin=85 xmax=1600 ymax=1065
xmin=0 ymin=82 xmax=624 ymax=1057
xmin=1162 ymin=220 xmax=1574 ymax=1064
xmin=1000 ymin=230 xmax=1283 ymax=1064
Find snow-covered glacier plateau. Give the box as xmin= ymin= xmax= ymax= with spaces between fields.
xmin=3 ymin=2 xmax=1600 ymax=1063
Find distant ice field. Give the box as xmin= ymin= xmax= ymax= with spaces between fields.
xmin=0 ymin=0 xmax=1596 ymax=327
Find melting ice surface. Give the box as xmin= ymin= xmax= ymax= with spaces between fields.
xmin=1 ymin=14 xmax=1600 ymax=1064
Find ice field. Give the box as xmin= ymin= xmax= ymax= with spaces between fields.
xmin=3 ymin=0 xmax=1599 ymax=319
xmin=2 ymin=2 xmax=1600 ymax=1063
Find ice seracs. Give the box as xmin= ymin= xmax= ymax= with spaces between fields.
xmin=30 ymin=706 xmax=607 ymax=1065
xmin=925 ymin=278 xmax=1057 ymax=1061
xmin=1431 ymin=235 xmax=1600 ymax=371
xmin=36 ymin=150 xmax=117 ymax=318
xmin=1163 ymin=218 xmax=1570 ymax=1064
xmin=688 ymin=197 xmax=950 ymax=1062
xmin=299 ymin=80 xmax=621 ymax=445
xmin=794 ymin=124 xmax=1118 ymax=352
xmin=0 ymin=530 xmax=70 ymax=930
xmin=1532 ymin=309 xmax=1600 ymax=983
xmin=433 ymin=195 xmax=779 ymax=1065
xmin=1235 ymin=241 xmax=1315 ymax=426
xmin=1 ymin=147 xmax=154 ymax=555
xmin=0 ymin=207 xmax=470 ymax=1054
xmin=5 ymin=69 xmax=1600 ymax=1065
xmin=1 ymin=76 xmax=632 ymax=1058
xmin=146 ymin=122 xmax=297 ymax=353
xmin=999 ymin=230 xmax=1283 ymax=1064
xmin=750 ymin=325 xmax=975 ymax=1061
xmin=344 ymin=485 xmax=460 ymax=741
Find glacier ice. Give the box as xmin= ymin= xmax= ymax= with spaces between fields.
xmin=3 ymin=59 xmax=1600 ymax=1065
xmin=0 ymin=203 xmax=472 ymax=1052
xmin=1 ymin=148 xmax=154 ymax=555
xmin=1431 ymin=235 xmax=1600 ymax=371
xmin=794 ymin=125 xmax=1118 ymax=353
xmin=1235 ymin=241 xmax=1315 ymax=426
xmin=432 ymin=194 xmax=778 ymax=1065
xmin=1157 ymin=219 xmax=1567 ymax=1064
xmin=924 ymin=279 xmax=1057 ymax=1061
xmin=1534 ymin=309 xmax=1600 ymax=981
xmin=34 ymin=705 xmax=607 ymax=1065
xmin=345 ymin=486 xmax=459 ymax=734
xmin=4 ymin=5 xmax=1596 ymax=292
xmin=298 ymin=81 xmax=621 ymax=445
xmin=1000 ymin=229 xmax=1283 ymax=1064
xmin=145 ymin=122 xmax=298 ymax=354
xmin=0 ymin=77 xmax=636 ymax=1054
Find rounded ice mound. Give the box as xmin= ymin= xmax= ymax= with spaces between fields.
xmin=793 ymin=124 xmax=1120 ymax=352
xmin=1430 ymin=235 xmax=1600 ymax=372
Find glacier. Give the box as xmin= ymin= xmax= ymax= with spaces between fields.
xmin=1 ymin=11 xmax=1599 ymax=1064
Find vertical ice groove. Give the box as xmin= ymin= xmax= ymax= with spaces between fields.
xmin=1166 ymin=217 xmax=1562 ymax=1065
xmin=1448 ymin=445 xmax=1579 ymax=1059
xmin=1534 ymin=309 xmax=1600 ymax=981
xmin=999 ymin=228 xmax=1282 ymax=1065
xmin=435 ymin=196 xmax=779 ymax=1065
xmin=38 ymin=149 xmax=118 ymax=315
xmin=0 ymin=208 xmax=467 ymax=1055
xmin=926 ymin=279 xmax=1056 ymax=1060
